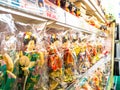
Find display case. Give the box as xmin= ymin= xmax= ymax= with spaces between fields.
xmin=0 ymin=0 xmax=114 ymax=90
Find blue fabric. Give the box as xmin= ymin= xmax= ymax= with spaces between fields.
xmin=38 ymin=0 xmax=43 ymax=3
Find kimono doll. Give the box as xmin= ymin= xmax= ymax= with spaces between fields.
xmin=18 ymin=32 xmax=45 ymax=90
xmin=60 ymin=0 xmax=70 ymax=12
xmin=71 ymin=33 xmax=81 ymax=74
xmin=75 ymin=8 xmax=80 ymax=17
xmin=62 ymin=35 xmax=75 ymax=85
xmin=77 ymin=38 xmax=90 ymax=74
xmin=68 ymin=3 xmax=76 ymax=15
xmin=0 ymin=54 xmax=16 ymax=90
xmin=86 ymin=42 xmax=98 ymax=65
xmin=47 ymin=34 xmax=63 ymax=90
xmin=92 ymin=71 xmax=102 ymax=90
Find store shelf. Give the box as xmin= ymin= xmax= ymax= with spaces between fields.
xmin=66 ymin=55 xmax=111 ymax=90
xmin=78 ymin=55 xmax=110 ymax=78
xmin=80 ymin=0 xmax=106 ymax=23
xmin=0 ymin=0 xmax=104 ymax=34
xmin=0 ymin=5 xmax=48 ymax=24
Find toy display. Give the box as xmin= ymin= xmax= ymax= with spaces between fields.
xmin=68 ymin=3 xmax=76 ymax=15
xmin=60 ymin=0 xmax=70 ymax=12
xmin=16 ymin=25 xmax=48 ymax=90
xmin=0 ymin=14 xmax=111 ymax=90
xmin=62 ymin=34 xmax=75 ymax=85
xmin=76 ymin=60 xmax=111 ymax=90
xmin=46 ymin=34 xmax=63 ymax=90
xmin=0 ymin=14 xmax=17 ymax=90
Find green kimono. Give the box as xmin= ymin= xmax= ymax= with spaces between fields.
xmin=0 ymin=60 xmax=15 ymax=90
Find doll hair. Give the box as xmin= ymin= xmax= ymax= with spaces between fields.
xmin=60 ymin=0 xmax=66 ymax=8
xmin=50 ymin=34 xmax=59 ymax=43
xmin=38 ymin=0 xmax=44 ymax=7
xmin=60 ymin=0 xmax=70 ymax=8
xmin=62 ymin=36 xmax=69 ymax=43
xmin=23 ymin=35 xmax=36 ymax=46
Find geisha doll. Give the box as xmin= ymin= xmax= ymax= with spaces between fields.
xmin=17 ymin=32 xmax=46 ymax=90
xmin=47 ymin=34 xmax=63 ymax=90
xmin=62 ymin=35 xmax=75 ymax=85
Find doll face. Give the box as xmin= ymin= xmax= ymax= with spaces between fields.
xmin=72 ymin=6 xmax=75 ymax=11
xmin=27 ymin=40 xmax=35 ymax=51
xmin=65 ymin=1 xmax=69 ymax=7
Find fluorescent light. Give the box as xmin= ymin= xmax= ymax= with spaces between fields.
xmin=89 ymin=0 xmax=106 ymax=22
xmin=95 ymin=11 xmax=105 ymax=23
xmin=84 ymin=0 xmax=96 ymax=11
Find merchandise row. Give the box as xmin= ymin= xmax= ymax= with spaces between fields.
xmin=0 ymin=14 xmax=112 ymax=90
xmin=0 ymin=0 xmax=107 ymax=31
xmin=68 ymin=55 xmax=111 ymax=90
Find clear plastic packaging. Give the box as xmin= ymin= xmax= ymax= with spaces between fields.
xmin=44 ymin=29 xmax=64 ymax=90
xmin=14 ymin=22 xmax=49 ymax=90
xmin=0 ymin=14 xmax=17 ymax=90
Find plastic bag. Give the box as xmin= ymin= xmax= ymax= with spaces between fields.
xmin=0 ymin=14 xmax=16 ymax=34
xmin=0 ymin=14 xmax=17 ymax=90
xmin=15 ymin=22 xmax=48 ymax=90
xmin=44 ymin=29 xmax=64 ymax=89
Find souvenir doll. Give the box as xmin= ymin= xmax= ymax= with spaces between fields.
xmin=91 ymin=45 xmax=100 ymax=64
xmin=71 ymin=33 xmax=81 ymax=74
xmin=0 ymin=32 xmax=17 ymax=90
xmin=56 ymin=0 xmax=60 ymax=6
xmin=86 ymin=41 xmax=98 ymax=65
xmin=74 ymin=8 xmax=80 ymax=17
xmin=47 ymin=34 xmax=63 ymax=90
xmin=62 ymin=34 xmax=75 ymax=85
xmin=68 ymin=3 xmax=76 ymax=15
xmin=92 ymin=70 xmax=102 ymax=90
xmin=60 ymin=0 xmax=70 ymax=12
xmin=0 ymin=53 xmax=16 ymax=90
xmin=77 ymin=37 xmax=90 ymax=74
xmin=18 ymin=32 xmax=46 ymax=90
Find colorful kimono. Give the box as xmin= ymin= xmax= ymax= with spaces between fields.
xmin=63 ymin=48 xmax=75 ymax=83
xmin=0 ymin=60 xmax=15 ymax=90
xmin=18 ymin=52 xmax=41 ymax=90
xmin=47 ymin=47 xmax=63 ymax=90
